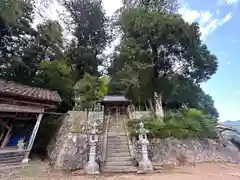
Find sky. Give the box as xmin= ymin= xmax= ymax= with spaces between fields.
xmin=34 ymin=0 xmax=240 ymax=122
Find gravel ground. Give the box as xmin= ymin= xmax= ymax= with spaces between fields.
xmin=1 ymin=162 xmax=240 ymax=180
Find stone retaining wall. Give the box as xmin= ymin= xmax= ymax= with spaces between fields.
xmin=47 ymin=111 xmax=105 ymax=171
xmin=48 ymin=111 xmax=89 ymax=170
xmin=132 ymin=138 xmax=240 ymax=167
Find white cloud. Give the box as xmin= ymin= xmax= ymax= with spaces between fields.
xmin=232 ymin=39 xmax=239 ymax=42
xmin=219 ymin=51 xmax=225 ymax=54
xmin=178 ymin=8 xmax=201 ymax=23
xmin=218 ymin=12 xmax=232 ymax=26
xmin=178 ymin=8 xmax=233 ymax=40
xmin=227 ymin=61 xmax=231 ymax=65
xmin=199 ymin=12 xmax=213 ymax=25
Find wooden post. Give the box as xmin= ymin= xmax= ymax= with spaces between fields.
xmin=0 ymin=120 xmax=14 ymax=148
xmin=22 ymin=113 xmax=43 ymax=163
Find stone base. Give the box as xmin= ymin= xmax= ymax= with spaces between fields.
xmin=22 ymin=158 xmax=30 ymax=163
xmin=137 ymin=159 xmax=153 ymax=174
xmin=84 ymin=161 xmax=100 ymax=175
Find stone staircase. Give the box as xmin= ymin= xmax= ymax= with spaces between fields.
xmin=102 ymin=114 xmax=137 ymax=173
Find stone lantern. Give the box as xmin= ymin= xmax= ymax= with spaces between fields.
xmin=137 ymin=121 xmax=153 ymax=173
xmin=84 ymin=122 xmax=100 ymax=174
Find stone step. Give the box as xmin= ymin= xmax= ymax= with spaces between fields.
xmin=0 ymin=154 xmax=24 ymax=160
xmin=109 ymin=126 xmax=124 ymax=127
xmin=107 ymin=143 xmax=127 ymax=145
xmin=0 ymin=152 xmax=24 ymax=165
xmin=105 ymin=160 xmax=134 ymax=166
xmin=102 ymin=166 xmax=137 ymax=173
xmin=0 ymin=156 xmax=24 ymax=164
xmin=108 ymin=139 xmax=128 ymax=142
xmin=107 ymin=142 xmax=129 ymax=145
xmin=109 ymin=125 xmax=124 ymax=126
xmin=107 ymin=138 xmax=128 ymax=141
xmin=107 ymin=148 xmax=130 ymax=153
xmin=108 ymin=137 xmax=127 ymax=139
xmin=107 ymin=153 xmax=131 ymax=157
xmin=107 ymin=134 xmax=127 ymax=137
xmin=108 ymin=128 xmax=124 ymax=129
xmin=108 ymin=136 xmax=127 ymax=139
xmin=107 ymin=141 xmax=128 ymax=144
xmin=108 ymin=126 xmax=125 ymax=128
xmin=108 ymin=131 xmax=125 ymax=133
xmin=108 ymin=139 xmax=128 ymax=141
xmin=0 ymin=151 xmax=24 ymax=158
xmin=106 ymin=156 xmax=132 ymax=161
xmin=107 ymin=145 xmax=129 ymax=148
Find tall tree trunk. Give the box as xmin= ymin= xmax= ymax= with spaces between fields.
xmin=148 ymin=98 xmax=155 ymax=117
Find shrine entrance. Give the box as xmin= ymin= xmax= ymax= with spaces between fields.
xmin=100 ymin=96 xmax=130 ymax=117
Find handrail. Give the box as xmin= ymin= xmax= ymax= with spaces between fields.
xmin=122 ymin=115 xmax=136 ymax=160
xmin=100 ymin=112 xmax=110 ymax=163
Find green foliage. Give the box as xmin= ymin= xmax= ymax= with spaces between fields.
xmin=62 ymin=0 xmax=111 ymax=79
xmin=36 ymin=59 xmax=75 ymax=106
xmin=74 ymin=73 xmax=108 ymax=110
xmin=109 ymin=4 xmax=219 ymax=116
xmin=128 ymin=109 xmax=218 ymax=139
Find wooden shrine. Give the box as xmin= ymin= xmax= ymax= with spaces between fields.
xmin=100 ymin=95 xmax=130 ymax=116
xmin=0 ymin=79 xmax=61 ymax=162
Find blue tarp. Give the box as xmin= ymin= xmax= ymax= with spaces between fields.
xmin=7 ymin=135 xmax=30 ymax=146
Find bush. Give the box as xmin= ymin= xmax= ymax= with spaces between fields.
xmin=128 ymin=109 xmax=218 ymax=139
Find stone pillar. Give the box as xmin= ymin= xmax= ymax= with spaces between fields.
xmin=22 ymin=113 xmax=43 ymax=163
xmin=137 ymin=122 xmax=153 ymax=173
xmin=84 ymin=122 xmax=100 ymax=174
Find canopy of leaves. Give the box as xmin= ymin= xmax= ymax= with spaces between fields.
xmin=74 ymin=73 xmax=108 ymax=110
xmin=109 ymin=5 xmax=218 ymax=117
xmin=128 ymin=109 xmax=218 ymax=139
xmin=62 ymin=0 xmax=111 ymax=79
xmin=36 ymin=59 xmax=75 ymax=106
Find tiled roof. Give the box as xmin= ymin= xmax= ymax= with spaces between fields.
xmin=102 ymin=96 xmax=129 ymax=102
xmin=0 ymin=79 xmax=61 ymax=102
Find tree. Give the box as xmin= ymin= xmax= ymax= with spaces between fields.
xmin=122 ymin=0 xmax=179 ymax=13
xmin=62 ymin=0 xmax=111 ymax=79
xmin=36 ymin=58 xmax=76 ymax=107
xmin=110 ymin=5 xmax=218 ymax=115
xmin=162 ymin=78 xmax=219 ymax=118
xmin=74 ymin=73 xmax=108 ymax=112
xmin=0 ymin=0 xmax=36 ymax=83
xmin=36 ymin=20 xmax=64 ymax=60
xmin=0 ymin=1 xmax=64 ymax=85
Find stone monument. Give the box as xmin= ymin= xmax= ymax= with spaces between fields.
xmin=137 ymin=122 xmax=153 ymax=173
xmin=84 ymin=122 xmax=100 ymax=174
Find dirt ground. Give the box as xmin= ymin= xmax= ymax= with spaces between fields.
xmin=2 ymin=162 xmax=240 ymax=180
